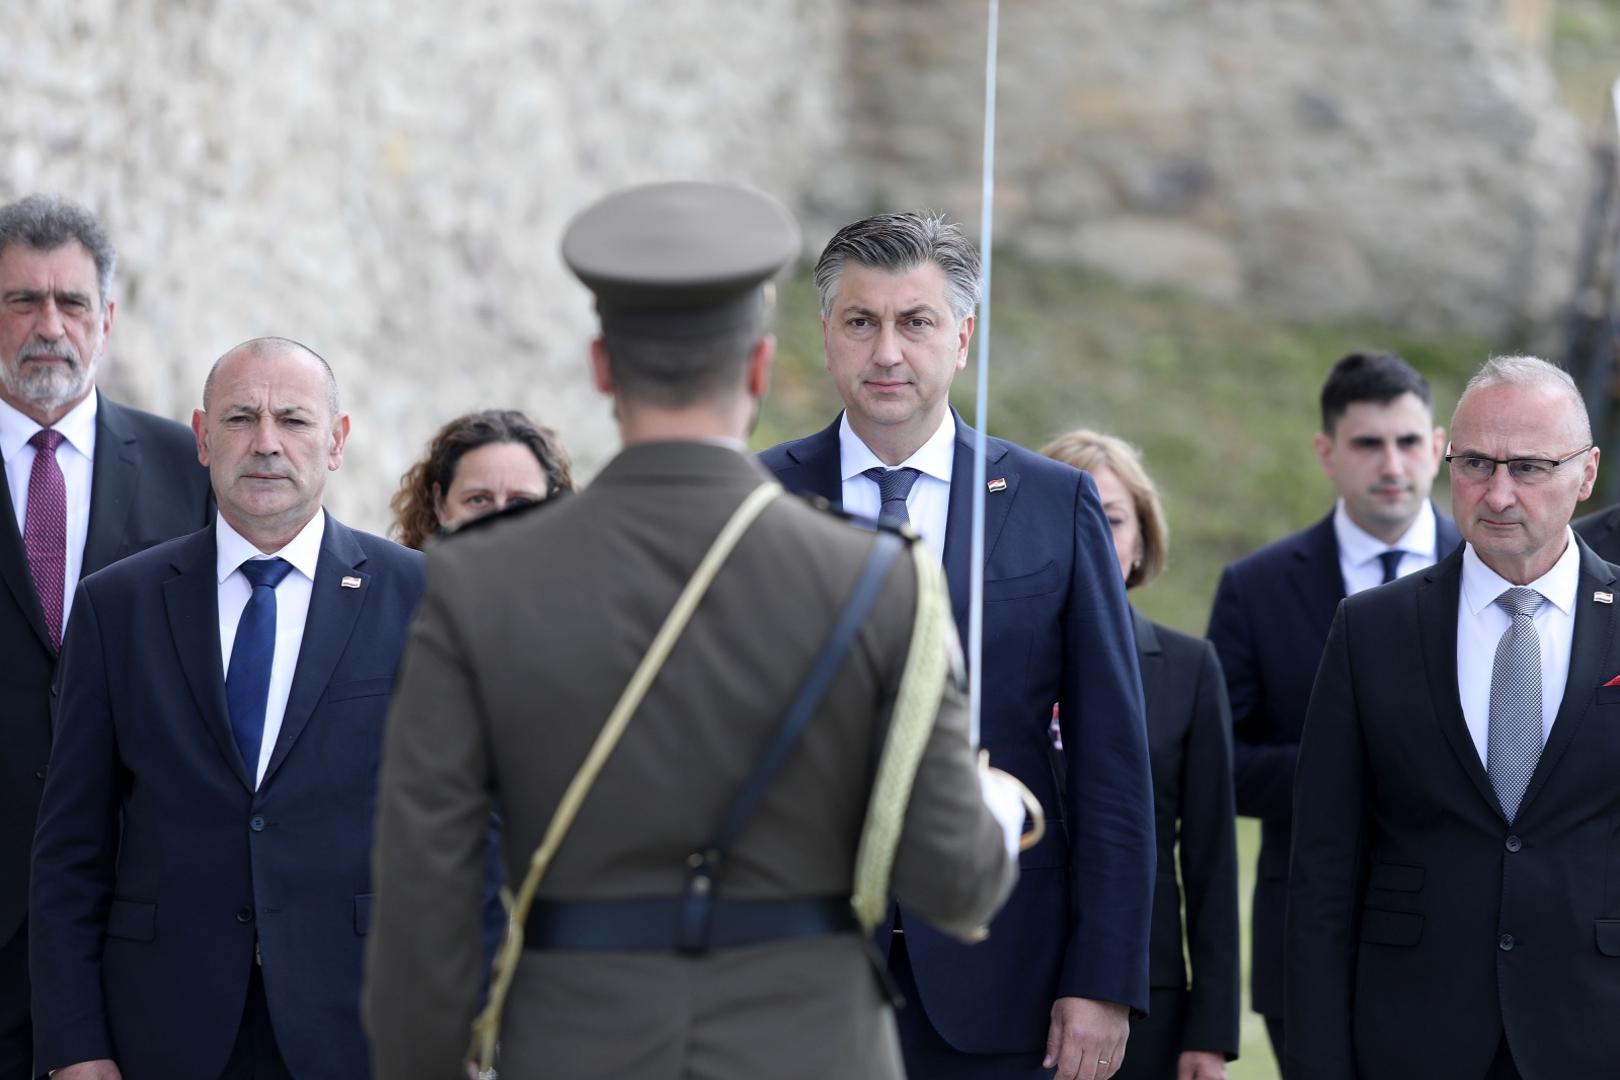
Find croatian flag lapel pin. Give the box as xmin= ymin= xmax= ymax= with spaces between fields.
xmin=1595 ymin=591 xmax=1613 ymax=605
xmin=341 ymin=576 xmax=363 ymax=589
xmin=987 ymin=477 xmax=1007 ymax=493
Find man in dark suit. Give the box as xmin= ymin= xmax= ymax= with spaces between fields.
xmin=30 ymin=337 xmax=424 ymax=1080
xmin=0 ymin=194 xmax=211 ymax=1080
xmin=1205 ymin=350 xmax=1458 ymax=1069
xmin=1571 ymin=500 xmax=1620 ymax=563
xmin=1288 ymin=355 xmax=1614 ymax=1079
xmin=760 ymin=211 xmax=1153 ymax=1080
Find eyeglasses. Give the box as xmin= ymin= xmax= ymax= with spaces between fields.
xmin=1444 ymin=445 xmax=1593 ymax=485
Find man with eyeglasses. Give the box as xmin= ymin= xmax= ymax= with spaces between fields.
xmin=1287 ymin=355 xmax=1616 ymax=1080
xmin=1206 ymin=350 xmax=1459 ymax=1072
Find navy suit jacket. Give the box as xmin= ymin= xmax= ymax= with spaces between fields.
xmin=760 ymin=412 xmax=1153 ymax=1051
xmin=1573 ymin=502 xmax=1620 ymax=565
xmin=0 ymin=393 xmax=211 ymax=952
xmin=1287 ymin=539 xmax=1620 ymax=1079
xmin=1205 ymin=507 xmax=1461 ymax=1016
xmin=29 ymin=513 xmax=424 ymax=1080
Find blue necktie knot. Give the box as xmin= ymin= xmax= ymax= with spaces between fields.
xmin=240 ymin=557 xmax=293 ymax=590
xmin=863 ymin=466 xmax=921 ymax=527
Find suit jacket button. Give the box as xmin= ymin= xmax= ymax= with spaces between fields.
xmin=250 ymin=816 xmax=266 ymax=832
xmin=1505 ymin=835 xmax=1522 ymax=852
xmin=1499 ymin=933 xmax=1515 ymax=951
xmin=34 ymin=768 xmax=47 ymax=780
xmin=236 ymin=907 xmax=253 ymax=924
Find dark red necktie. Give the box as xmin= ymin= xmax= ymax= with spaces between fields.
xmin=24 ymin=428 xmax=67 ymax=652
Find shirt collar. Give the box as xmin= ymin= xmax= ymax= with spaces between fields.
xmin=0 ymin=389 xmax=98 ymax=461
xmin=1333 ymin=498 xmax=1437 ymax=569
xmin=215 ymin=509 xmax=326 ymax=585
xmin=838 ymin=410 xmax=956 ymax=483
xmin=1460 ymin=526 xmax=1581 ymax=617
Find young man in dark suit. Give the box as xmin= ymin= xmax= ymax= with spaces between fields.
xmin=1571 ymin=499 xmax=1620 ymax=563
xmin=0 ymin=194 xmax=211 ymax=1080
xmin=30 ymin=338 xmax=424 ymax=1080
xmin=1288 ymin=355 xmax=1615 ymax=1079
xmin=760 ymin=211 xmax=1153 ymax=1080
xmin=1205 ymin=350 xmax=1459 ymax=1071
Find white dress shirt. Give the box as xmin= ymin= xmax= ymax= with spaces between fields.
xmin=1456 ymin=529 xmax=1581 ymax=766
xmin=0 ymin=391 xmax=97 ymax=637
xmin=1333 ymin=498 xmax=1438 ymax=597
xmin=216 ymin=511 xmax=325 ymax=787
xmin=838 ymin=411 xmax=955 ymax=561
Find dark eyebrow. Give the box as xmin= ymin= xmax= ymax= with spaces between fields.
xmin=2 ymin=287 xmax=94 ymax=306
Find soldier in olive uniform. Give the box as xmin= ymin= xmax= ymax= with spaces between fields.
xmin=363 ymin=181 xmax=1022 ymax=1080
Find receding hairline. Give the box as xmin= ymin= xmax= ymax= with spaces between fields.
xmin=203 ymin=336 xmax=341 ymax=416
xmin=1450 ymin=354 xmax=1591 ymax=446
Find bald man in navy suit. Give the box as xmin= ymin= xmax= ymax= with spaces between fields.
xmin=31 ymin=339 xmax=422 ymax=1080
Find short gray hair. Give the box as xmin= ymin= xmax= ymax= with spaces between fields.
xmin=0 ymin=194 xmax=117 ymax=305
xmin=1456 ymin=354 xmax=1591 ymax=444
xmin=205 ymin=337 xmax=341 ymax=419
xmin=813 ymin=210 xmax=981 ymax=323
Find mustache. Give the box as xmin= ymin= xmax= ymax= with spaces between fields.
xmin=17 ymin=340 xmax=80 ymax=366
xmin=237 ymin=458 xmax=294 ymax=480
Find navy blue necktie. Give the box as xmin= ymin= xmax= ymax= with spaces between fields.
xmin=226 ymin=558 xmax=293 ymax=782
xmin=863 ymin=466 xmax=921 ymax=527
xmin=1378 ymin=550 xmax=1405 ymax=585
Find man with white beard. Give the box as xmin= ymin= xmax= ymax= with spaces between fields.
xmin=0 ymin=194 xmax=211 ymax=1080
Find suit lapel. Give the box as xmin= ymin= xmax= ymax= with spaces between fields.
xmin=261 ymin=514 xmax=367 ymax=786
xmin=1132 ymin=609 xmax=1164 ymax=716
xmin=1287 ymin=514 xmax=1345 ymax=632
xmin=1415 ymin=549 xmax=1501 ymax=813
xmin=161 ymin=528 xmax=250 ymax=789
xmin=1436 ymin=510 xmax=1463 ymax=560
xmin=1518 ymin=542 xmax=1618 ymax=818
xmin=0 ymin=464 xmax=52 ymax=652
xmin=941 ymin=411 xmax=1015 ymax=627
xmin=780 ymin=417 xmax=844 ymax=504
xmin=82 ymin=394 xmax=141 ymax=575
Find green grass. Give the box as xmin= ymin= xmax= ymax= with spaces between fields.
xmin=1551 ymin=0 xmax=1620 ymax=128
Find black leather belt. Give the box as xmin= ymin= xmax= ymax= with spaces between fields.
xmin=523 ymin=895 xmax=856 ymax=953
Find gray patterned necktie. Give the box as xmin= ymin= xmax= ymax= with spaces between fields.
xmin=1486 ymin=586 xmax=1547 ymax=823
xmin=863 ymin=466 xmax=921 ymax=527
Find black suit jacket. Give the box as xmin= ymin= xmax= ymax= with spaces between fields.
xmin=0 ymin=393 xmax=210 ymax=948
xmin=1134 ymin=611 xmax=1240 ymax=1061
xmin=1572 ymin=502 xmax=1620 ymax=564
xmin=1205 ymin=507 xmax=1461 ymax=1016
xmin=760 ymin=412 xmax=1153 ymax=1050
xmin=29 ymin=514 xmax=424 ymax=1080
xmin=1286 ymin=539 xmax=1620 ymax=1079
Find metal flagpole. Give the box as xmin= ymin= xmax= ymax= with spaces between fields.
xmin=968 ymin=0 xmax=999 ymax=747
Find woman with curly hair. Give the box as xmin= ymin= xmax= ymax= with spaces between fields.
xmin=391 ymin=409 xmax=575 ymax=549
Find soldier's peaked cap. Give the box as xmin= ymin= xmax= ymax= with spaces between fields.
xmin=561 ymin=181 xmax=801 ymax=339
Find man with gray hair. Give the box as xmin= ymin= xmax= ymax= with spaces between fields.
xmin=760 ymin=211 xmax=1153 ymax=1080
xmin=1288 ymin=355 xmax=1618 ymax=1078
xmin=0 ymin=194 xmax=209 ymax=1080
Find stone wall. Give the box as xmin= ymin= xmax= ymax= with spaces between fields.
xmin=1 ymin=0 xmax=844 ymax=531
xmin=1 ymin=1 xmax=1595 ymax=529
xmin=825 ymin=0 xmax=1589 ymax=336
